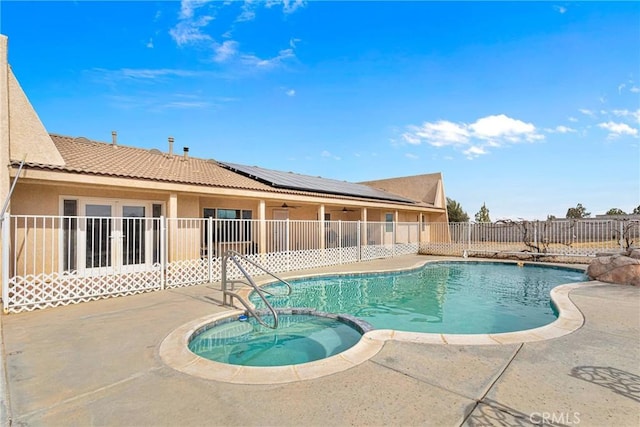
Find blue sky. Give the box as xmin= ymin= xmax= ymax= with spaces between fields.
xmin=1 ymin=1 xmax=639 ymax=220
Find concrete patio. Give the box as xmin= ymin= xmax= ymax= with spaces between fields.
xmin=0 ymin=255 xmax=638 ymax=426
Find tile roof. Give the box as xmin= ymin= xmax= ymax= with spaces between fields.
xmin=12 ymin=134 xmax=429 ymax=207
xmin=24 ymin=134 xmax=278 ymax=191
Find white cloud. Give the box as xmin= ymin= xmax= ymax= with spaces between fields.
xmin=162 ymin=101 xmax=212 ymax=109
xmin=266 ymin=0 xmax=307 ymax=14
xmin=412 ymin=120 xmax=469 ymax=146
xmin=170 ymin=0 xmax=302 ymax=73
xmin=179 ymin=0 xmax=213 ymax=20
xmin=598 ymin=121 xmax=638 ymax=138
xmin=568 ymin=116 xmax=578 ymax=123
xmin=170 ymin=14 xmax=214 ymax=46
xmin=405 ymin=153 xmax=419 ymax=160
xmin=463 ymin=146 xmax=487 ymax=159
xmin=618 ymin=83 xmax=626 ymax=94
xmin=557 ymin=125 xmax=576 ymax=133
xmin=612 ymin=109 xmax=640 ymax=123
xmin=289 ymin=38 xmax=301 ymax=48
xmin=213 ymin=40 xmax=238 ymax=62
xmin=106 ymin=93 xmax=216 ymax=112
xmin=469 ymin=114 xmax=539 ymax=143
xmin=579 ymin=108 xmax=596 ymax=117
xmin=101 ymin=68 xmax=201 ymax=81
xmin=630 ymin=86 xmax=640 ymax=93
xmin=401 ymin=114 xmax=543 ymax=159
xmin=321 ymin=150 xmax=341 ymax=160
xmin=241 ymin=48 xmax=295 ymax=69
xmin=146 ymin=38 xmax=154 ymax=49
xmin=546 ymin=125 xmax=577 ymax=134
xmin=401 ymin=132 xmax=421 ymax=145
xmin=553 ymin=5 xmax=567 ymax=14
xmin=236 ymin=0 xmax=258 ymax=22
xmin=282 ymin=0 xmax=306 ymax=14
xmin=285 ymin=89 xmax=296 ymax=97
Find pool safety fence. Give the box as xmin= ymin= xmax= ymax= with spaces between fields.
xmin=1 ymin=215 xmax=421 ymax=313
xmin=421 ymin=219 xmax=639 ymax=260
xmin=2 ymin=215 xmax=636 ymax=313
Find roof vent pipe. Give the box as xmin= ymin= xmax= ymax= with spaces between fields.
xmin=111 ymin=131 xmax=117 ymax=146
xmin=183 ymin=146 xmax=189 ymax=160
xmin=168 ymin=137 xmax=174 ymax=155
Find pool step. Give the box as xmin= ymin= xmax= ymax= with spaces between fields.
xmin=197 ymin=320 xmax=254 ymax=341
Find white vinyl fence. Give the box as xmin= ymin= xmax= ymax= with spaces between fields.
xmin=4 ymin=215 xmax=636 ymax=314
xmin=421 ymin=219 xmax=639 ymax=260
xmin=1 ymin=215 xmax=420 ymax=313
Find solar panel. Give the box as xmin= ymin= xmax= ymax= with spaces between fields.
xmin=219 ymin=162 xmax=416 ymax=204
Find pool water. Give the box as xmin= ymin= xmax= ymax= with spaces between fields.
xmin=251 ymin=262 xmax=587 ymax=334
xmin=188 ymin=313 xmax=363 ymax=366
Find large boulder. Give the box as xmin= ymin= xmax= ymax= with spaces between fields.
xmin=587 ymin=252 xmax=640 ymax=286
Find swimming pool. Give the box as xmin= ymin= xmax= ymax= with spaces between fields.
xmin=250 ymin=262 xmax=587 ymax=334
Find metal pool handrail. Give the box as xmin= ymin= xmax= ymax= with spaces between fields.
xmin=221 ymin=250 xmax=293 ymax=329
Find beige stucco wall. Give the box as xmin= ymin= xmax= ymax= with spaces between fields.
xmin=362 ymin=173 xmax=445 ymax=208
xmin=11 ymin=182 xmax=168 ymax=216
xmin=0 ymin=36 xmax=9 ymax=210
xmin=7 ymin=69 xmax=64 ymax=166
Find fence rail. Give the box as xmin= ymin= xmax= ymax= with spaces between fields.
xmin=421 ymin=220 xmax=640 ymax=260
xmin=2 ymin=215 xmax=637 ymax=313
xmin=1 ymin=215 xmax=421 ymax=313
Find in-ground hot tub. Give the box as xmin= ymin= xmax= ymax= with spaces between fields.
xmin=159 ymin=308 xmax=383 ymax=384
xmin=188 ymin=308 xmax=372 ymax=366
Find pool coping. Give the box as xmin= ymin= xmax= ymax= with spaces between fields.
xmin=159 ymin=259 xmax=594 ymax=384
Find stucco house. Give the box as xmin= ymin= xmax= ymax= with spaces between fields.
xmin=0 ymin=35 xmax=449 ymax=313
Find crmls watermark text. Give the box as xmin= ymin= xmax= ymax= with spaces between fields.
xmin=529 ymin=411 xmax=581 ymax=425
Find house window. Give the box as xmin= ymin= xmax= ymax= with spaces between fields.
xmin=202 ymin=208 xmax=253 ymax=244
xmin=63 ymin=199 xmax=77 ymax=271
xmin=385 ymin=213 xmax=394 ymax=232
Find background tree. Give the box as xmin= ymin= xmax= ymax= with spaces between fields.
xmin=566 ymin=203 xmax=590 ymax=219
xmin=633 ymin=205 xmax=640 ymax=215
xmin=547 ymin=214 xmax=557 ymax=220
xmin=605 ymin=208 xmax=626 ymax=216
xmin=475 ymin=203 xmax=491 ymax=223
xmin=446 ymin=197 xmax=469 ymax=222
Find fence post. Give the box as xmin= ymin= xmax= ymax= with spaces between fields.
xmin=2 ymin=213 xmax=9 ymax=312
xmin=338 ymin=220 xmax=343 ymax=264
xmin=467 ymin=222 xmax=471 ymax=254
xmin=357 ymin=220 xmax=361 ymax=262
xmin=207 ymin=216 xmax=213 ymax=282
xmin=286 ymin=218 xmax=290 ymax=271
xmin=159 ymin=216 xmax=166 ymax=290
xmin=619 ymin=220 xmax=624 ymax=251
xmin=534 ymin=221 xmax=538 ymax=249
xmin=392 ymin=221 xmax=397 ymax=257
